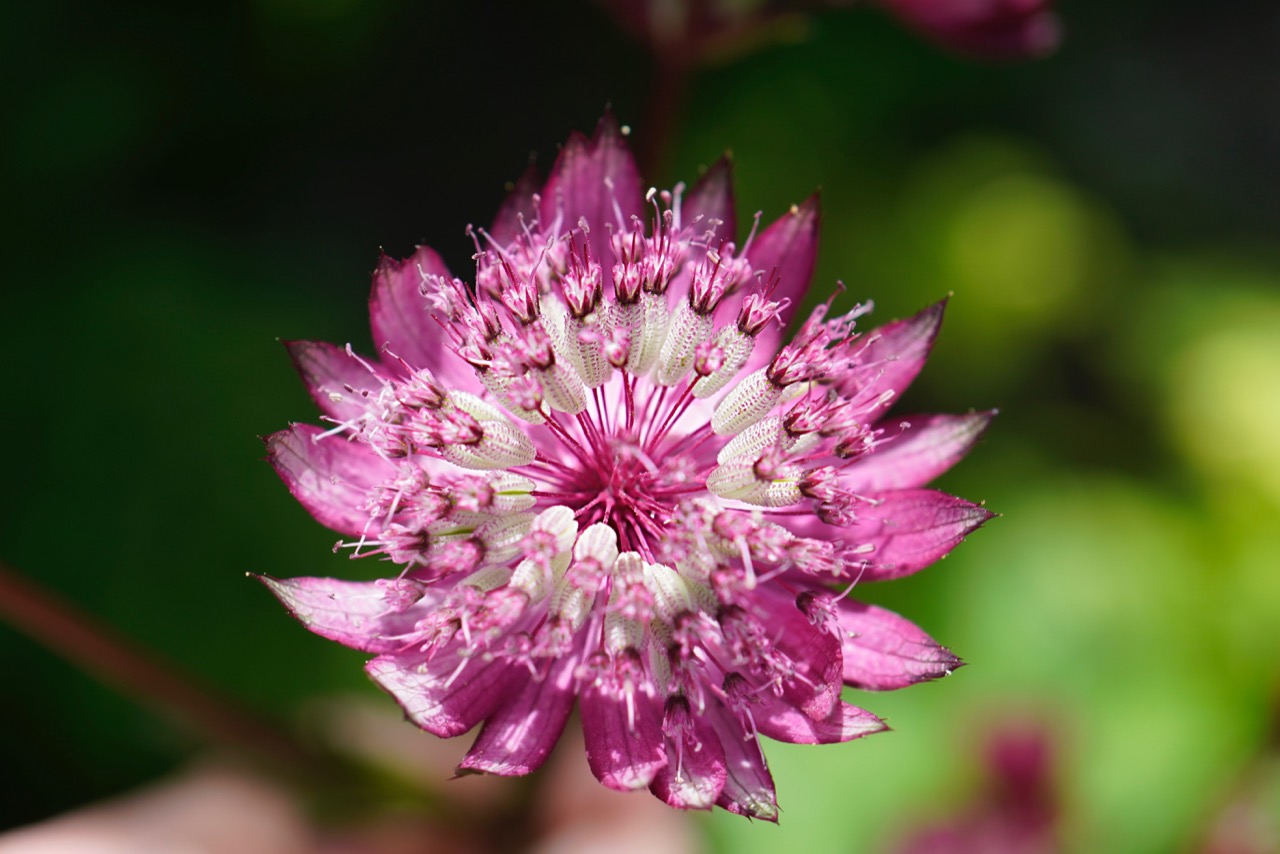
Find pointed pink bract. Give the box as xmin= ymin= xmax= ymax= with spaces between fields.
xmin=710 ymin=711 xmax=778 ymax=821
xmin=682 ymin=155 xmax=736 ymax=244
xmin=457 ymin=650 xmax=579 ymax=777
xmin=842 ymin=489 xmax=995 ymax=581
xmin=539 ymin=113 xmax=645 ymax=263
xmin=843 ymin=299 xmax=947 ymax=401
xmin=747 ymin=195 xmax=819 ymax=317
xmin=366 ymin=647 xmax=516 ymax=739
xmin=753 ymin=698 xmax=888 ymax=745
xmin=266 ymin=423 xmax=394 ymax=537
xmin=846 ymin=411 xmax=996 ymax=492
xmin=489 ymin=162 xmax=541 ymax=247
xmin=285 ymin=340 xmax=386 ymax=422
xmin=257 ymin=576 xmax=437 ymax=654
xmin=580 ymin=674 xmax=668 ymax=792
xmin=837 ymin=600 xmax=965 ymax=690
xmin=650 ymin=714 xmax=727 ymax=810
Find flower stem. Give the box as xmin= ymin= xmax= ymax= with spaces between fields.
xmin=638 ymin=55 xmax=691 ymax=179
xmin=0 ymin=559 xmax=334 ymax=783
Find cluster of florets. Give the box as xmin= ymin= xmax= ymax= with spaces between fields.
xmin=263 ymin=116 xmax=993 ymax=818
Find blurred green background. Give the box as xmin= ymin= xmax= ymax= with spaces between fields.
xmin=3 ymin=0 xmax=1279 ymax=850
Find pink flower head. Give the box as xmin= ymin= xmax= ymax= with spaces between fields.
xmin=261 ymin=115 xmax=993 ymax=818
xmin=882 ymin=0 xmax=1060 ymax=61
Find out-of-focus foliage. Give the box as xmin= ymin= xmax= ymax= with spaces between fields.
xmin=2 ymin=1 xmax=1277 ymax=852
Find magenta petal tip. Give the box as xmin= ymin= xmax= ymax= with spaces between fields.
xmin=683 ymin=155 xmax=737 ymax=242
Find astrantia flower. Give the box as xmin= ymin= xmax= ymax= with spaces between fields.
xmin=261 ymin=116 xmax=993 ymax=818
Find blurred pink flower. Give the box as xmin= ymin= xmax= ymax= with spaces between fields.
xmin=894 ymin=723 xmax=1060 ymax=853
xmin=596 ymin=0 xmax=1060 ymax=65
xmin=262 ymin=116 xmax=992 ymax=818
xmin=880 ymin=0 xmax=1060 ymax=60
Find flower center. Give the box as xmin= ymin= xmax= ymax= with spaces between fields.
xmin=541 ymin=401 xmax=704 ymax=556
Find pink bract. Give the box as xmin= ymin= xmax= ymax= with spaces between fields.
xmin=261 ymin=115 xmax=993 ymax=819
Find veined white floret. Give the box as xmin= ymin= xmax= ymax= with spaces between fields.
xmin=574 ymin=522 xmax=620 ymax=567
xmin=685 ymin=576 xmax=719 ymax=614
xmin=604 ymin=555 xmax=647 ymax=653
xmin=426 ymin=510 xmax=487 ymax=539
xmin=565 ymin=314 xmax=614 ymax=389
xmin=532 ymin=505 xmax=579 ymax=555
xmin=510 ymin=556 xmax=553 ymax=602
xmin=487 ymin=472 xmax=537 ymax=512
xmin=691 ymin=326 xmax=754 ymax=398
xmin=440 ymin=391 xmax=537 ymax=469
xmin=647 ymin=633 xmax=673 ymax=687
xmin=711 ymin=369 xmax=783 ymax=436
xmin=787 ymin=431 xmax=823 ymax=456
xmin=548 ymin=579 xmax=592 ymax=630
xmin=460 ymin=565 xmax=513 ymax=592
xmin=477 ymin=369 xmax=546 ymax=424
xmin=706 ymin=459 xmax=803 ymax=507
xmin=540 ymin=293 xmax=570 ymax=355
xmin=476 ymin=512 xmax=534 ymax=563
xmin=612 ymin=550 xmax=644 ymax=576
xmin=626 ymin=292 xmax=670 ymax=376
xmin=655 ymin=300 xmax=713 ymax=387
xmin=717 ymin=416 xmax=784 ymax=464
xmin=603 ymin=609 xmax=646 ymax=656
xmin=675 ymin=550 xmax=716 ymax=584
xmin=547 ymin=522 xmax=617 ymax=630
xmin=440 ymin=421 xmax=536 ymax=470
xmin=537 ymin=358 xmax=588 ymax=414
xmin=644 ymin=561 xmax=697 ymax=623
xmin=444 ymin=389 xmax=507 ymax=422
xmin=508 ymin=506 xmax=577 ymax=600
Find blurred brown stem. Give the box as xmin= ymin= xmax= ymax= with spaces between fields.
xmin=0 ymin=559 xmax=333 ymax=783
xmin=639 ymin=56 xmax=690 ymax=179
